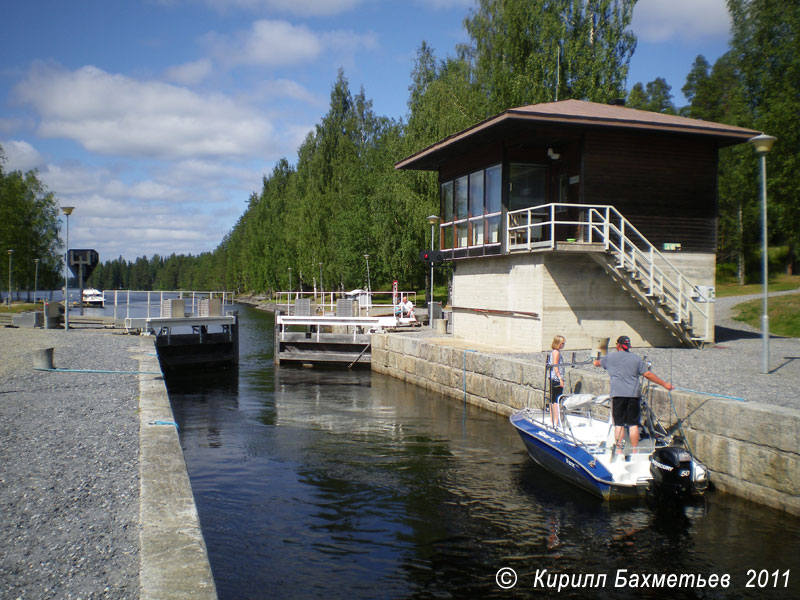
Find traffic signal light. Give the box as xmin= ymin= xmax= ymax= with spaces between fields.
xmin=419 ymin=249 xmax=445 ymax=266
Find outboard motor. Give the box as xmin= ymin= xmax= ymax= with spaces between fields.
xmin=649 ymin=446 xmax=708 ymax=497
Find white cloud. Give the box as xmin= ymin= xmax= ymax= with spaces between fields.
xmin=251 ymin=79 xmax=324 ymax=106
xmin=36 ymin=158 xmax=248 ymax=258
xmin=1 ymin=139 xmax=44 ymax=172
xmin=164 ymin=58 xmax=214 ymax=85
xmin=13 ymin=62 xmax=278 ymax=160
xmin=203 ymin=0 xmax=364 ymax=17
xmin=205 ymin=19 xmax=378 ymax=69
xmin=632 ymin=0 xmax=731 ymax=43
xmin=206 ymin=20 xmax=323 ymax=67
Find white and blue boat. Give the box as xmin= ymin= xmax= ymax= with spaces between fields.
xmin=510 ymin=394 xmax=709 ymax=501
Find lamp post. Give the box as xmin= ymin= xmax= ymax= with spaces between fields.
xmin=6 ymin=249 xmax=13 ymax=307
xmin=748 ymin=133 xmax=776 ymax=374
xmin=62 ymin=206 xmax=75 ymax=331
xmin=427 ymin=214 xmax=439 ymax=327
xmin=364 ymin=254 xmax=371 ymax=295
xmin=288 ymin=267 xmax=292 ymax=303
xmin=34 ymin=258 xmax=40 ymax=304
xmin=319 ymin=262 xmax=323 ymax=308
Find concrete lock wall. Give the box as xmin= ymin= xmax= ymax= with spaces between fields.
xmin=371 ymin=333 xmax=800 ymax=516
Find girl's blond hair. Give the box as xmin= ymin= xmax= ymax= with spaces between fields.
xmin=551 ymin=335 xmax=565 ymax=350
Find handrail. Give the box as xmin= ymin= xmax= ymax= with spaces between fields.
xmin=277 ymin=289 xmax=418 ymax=316
xmin=506 ymin=203 xmax=710 ymax=342
xmin=108 ymin=289 xmax=234 ymax=320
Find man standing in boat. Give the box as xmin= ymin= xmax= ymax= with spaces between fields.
xmin=593 ymin=336 xmax=674 ymax=456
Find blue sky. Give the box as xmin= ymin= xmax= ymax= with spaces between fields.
xmin=1 ymin=0 xmax=731 ymax=262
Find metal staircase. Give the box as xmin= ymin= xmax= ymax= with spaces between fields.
xmin=506 ymin=203 xmax=713 ymax=347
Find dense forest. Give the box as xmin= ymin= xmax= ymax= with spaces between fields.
xmin=3 ymin=0 xmax=798 ymax=296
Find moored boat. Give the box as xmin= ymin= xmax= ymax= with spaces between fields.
xmin=510 ymin=393 xmax=708 ymax=501
xmin=82 ymin=288 xmax=105 ymax=307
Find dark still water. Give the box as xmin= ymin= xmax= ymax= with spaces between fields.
xmin=166 ymin=306 xmax=800 ymax=600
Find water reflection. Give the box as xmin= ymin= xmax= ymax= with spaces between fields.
xmin=168 ymin=307 xmax=800 ymax=600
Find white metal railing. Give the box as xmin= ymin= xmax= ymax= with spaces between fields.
xmin=109 ymin=289 xmax=234 ymax=320
xmin=276 ymin=289 xmax=418 ymax=317
xmin=506 ymin=203 xmax=711 ymax=342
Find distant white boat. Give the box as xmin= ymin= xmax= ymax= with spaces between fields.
xmin=82 ymin=288 xmax=105 ymax=307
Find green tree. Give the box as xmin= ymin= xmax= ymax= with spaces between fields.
xmin=0 ymin=147 xmax=63 ymax=294
xmin=728 ymin=0 xmax=800 ymax=271
xmin=464 ymin=0 xmax=638 ymax=112
xmin=625 ymin=77 xmax=676 ymax=113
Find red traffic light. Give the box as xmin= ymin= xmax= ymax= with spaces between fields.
xmin=419 ymin=249 xmax=445 ymax=265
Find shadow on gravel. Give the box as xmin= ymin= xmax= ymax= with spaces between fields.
xmin=772 ymin=356 xmax=800 ymax=375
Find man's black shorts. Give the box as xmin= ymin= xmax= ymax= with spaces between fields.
xmin=612 ymin=396 xmax=640 ymax=426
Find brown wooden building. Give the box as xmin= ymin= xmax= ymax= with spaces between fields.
xmin=396 ymin=100 xmax=760 ymax=351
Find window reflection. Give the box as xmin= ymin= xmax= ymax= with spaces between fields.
xmin=439 ymin=163 xmax=502 ymax=252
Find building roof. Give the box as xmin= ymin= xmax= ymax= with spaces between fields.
xmin=396 ymin=99 xmax=761 ymax=171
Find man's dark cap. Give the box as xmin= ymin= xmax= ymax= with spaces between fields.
xmin=616 ymin=335 xmax=631 ymax=350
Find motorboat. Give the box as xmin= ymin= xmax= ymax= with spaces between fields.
xmin=510 ymin=393 xmax=709 ymax=501
xmin=81 ymin=288 xmax=105 ymax=307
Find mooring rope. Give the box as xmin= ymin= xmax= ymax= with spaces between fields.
xmin=34 ymin=367 xmax=162 ymax=375
xmin=148 ymin=420 xmax=179 ymax=431
xmin=673 ymin=387 xmax=746 ymax=402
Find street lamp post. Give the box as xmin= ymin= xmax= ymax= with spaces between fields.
xmin=34 ymin=258 xmax=40 ymax=304
xmin=7 ymin=249 xmax=13 ymax=307
xmin=62 ymin=206 xmax=75 ymax=331
xmin=748 ymin=133 xmax=777 ymax=374
xmin=319 ymin=262 xmax=323 ymax=309
xmin=288 ymin=267 xmax=292 ymax=303
xmin=364 ymin=254 xmax=371 ymax=295
xmin=427 ymin=214 xmax=439 ymax=328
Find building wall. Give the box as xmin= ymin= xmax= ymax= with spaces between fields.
xmin=582 ymin=130 xmax=719 ymax=253
xmin=451 ymin=254 xmax=544 ymax=351
xmin=449 ymin=250 xmax=703 ymax=352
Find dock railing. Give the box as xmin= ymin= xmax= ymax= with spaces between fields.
xmin=276 ymin=290 xmax=418 ymax=317
xmin=108 ymin=289 xmax=235 ymax=320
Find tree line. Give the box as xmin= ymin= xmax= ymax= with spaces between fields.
xmin=3 ymin=0 xmax=797 ymax=296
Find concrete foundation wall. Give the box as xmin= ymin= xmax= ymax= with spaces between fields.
xmin=371 ymin=333 xmax=800 ymax=516
xmin=450 ymin=251 xmax=697 ymax=352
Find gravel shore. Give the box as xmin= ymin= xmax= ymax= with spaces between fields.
xmin=0 ymin=327 xmax=142 ymax=600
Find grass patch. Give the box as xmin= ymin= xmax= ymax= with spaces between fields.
xmin=732 ymin=293 xmax=800 ymax=338
xmin=0 ymin=302 xmax=40 ymax=314
xmin=715 ymin=273 xmax=800 ymax=298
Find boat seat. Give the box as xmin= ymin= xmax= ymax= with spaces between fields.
xmin=561 ymin=393 xmax=610 ymax=411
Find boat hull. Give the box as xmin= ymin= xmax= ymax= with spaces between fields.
xmin=511 ymin=410 xmax=648 ymax=501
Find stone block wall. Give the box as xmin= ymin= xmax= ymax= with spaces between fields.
xmin=371 ymin=333 xmax=800 ymax=516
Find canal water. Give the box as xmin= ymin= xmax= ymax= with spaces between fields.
xmin=166 ymin=305 xmax=800 ymax=600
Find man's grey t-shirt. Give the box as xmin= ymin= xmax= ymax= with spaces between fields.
xmin=600 ymin=350 xmax=647 ymax=397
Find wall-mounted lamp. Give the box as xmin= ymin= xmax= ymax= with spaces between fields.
xmin=547 ymin=148 xmax=560 ymax=160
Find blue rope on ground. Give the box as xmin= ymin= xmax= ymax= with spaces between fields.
xmin=674 ymin=387 xmax=746 ymax=402
xmin=148 ymin=420 xmax=179 ymax=431
xmin=34 ymin=367 xmax=162 ymax=375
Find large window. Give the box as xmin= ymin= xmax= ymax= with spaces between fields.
xmin=440 ymin=163 xmax=502 ymax=251
xmin=509 ymin=163 xmax=546 ymax=210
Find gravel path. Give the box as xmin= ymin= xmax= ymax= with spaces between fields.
xmin=0 ymin=327 xmax=142 ymax=600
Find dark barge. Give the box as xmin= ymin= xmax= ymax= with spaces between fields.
xmin=148 ymin=313 xmax=239 ymax=371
